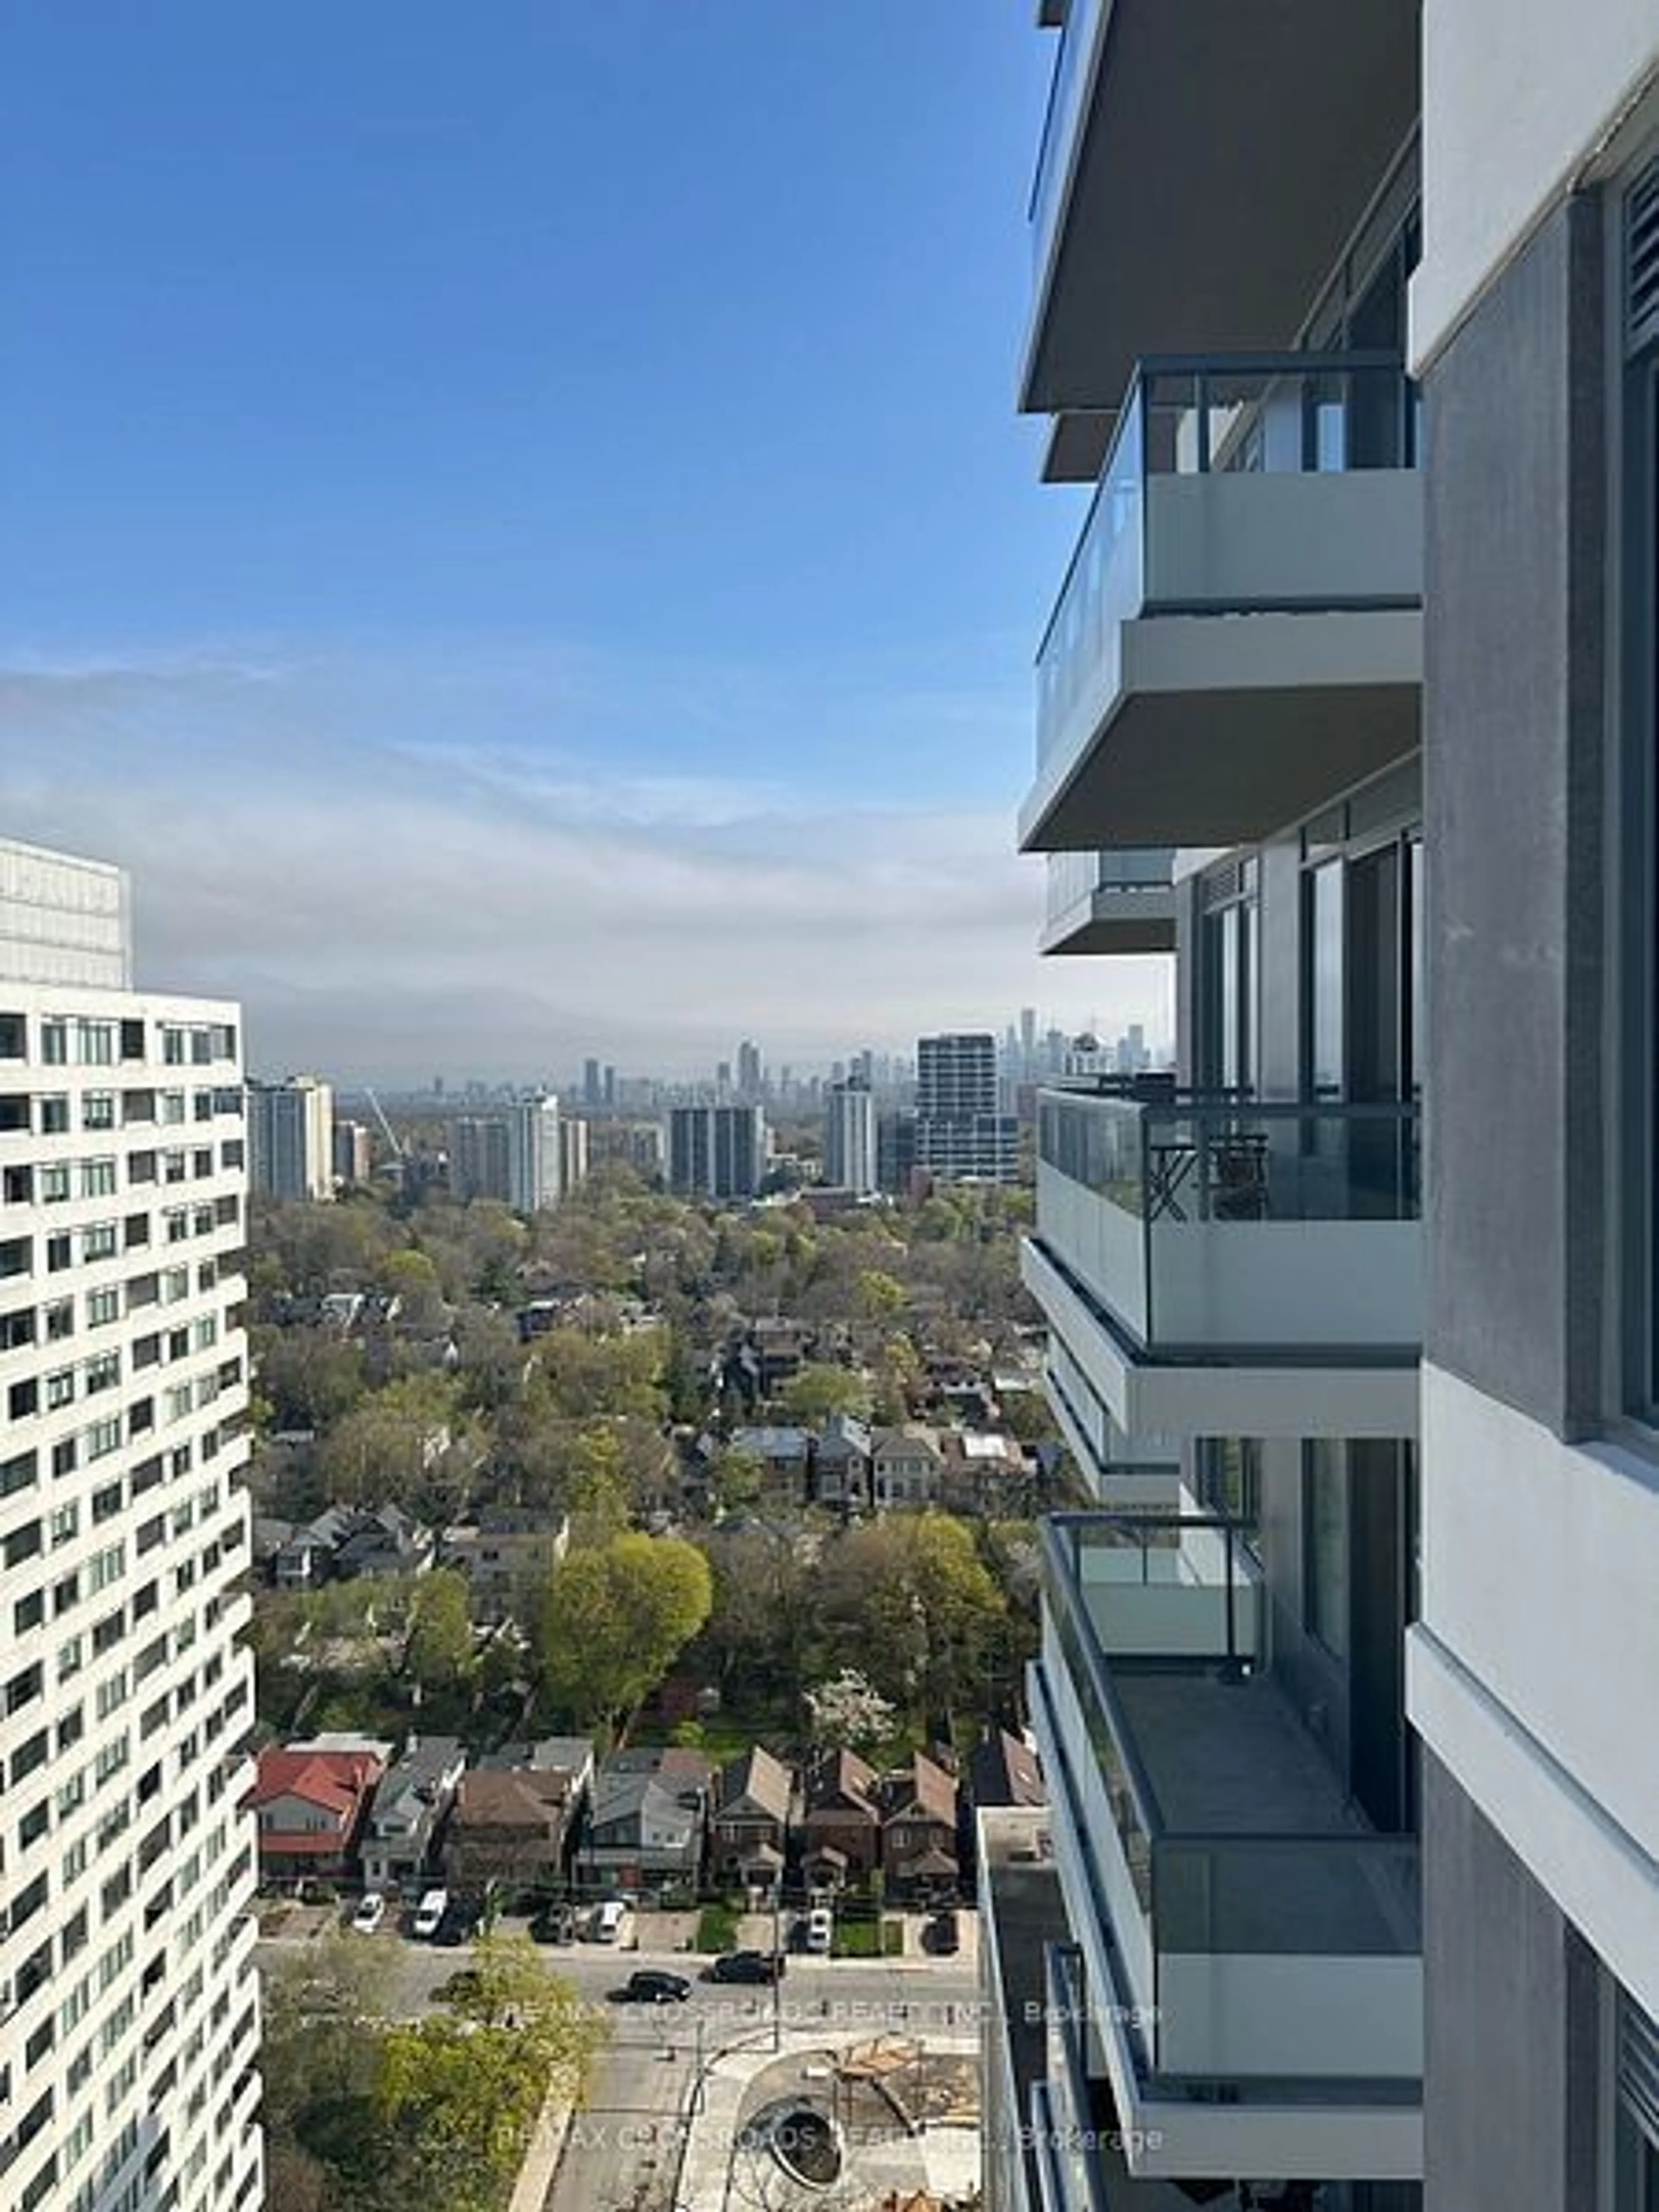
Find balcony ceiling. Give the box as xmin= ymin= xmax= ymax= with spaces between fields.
xmin=1021 ymin=610 xmax=1422 ymax=850
xmin=1022 ymin=0 xmax=1419 ymax=416
xmin=1040 ymin=890 xmax=1177 ymax=956
xmin=1041 ymin=411 xmax=1116 ymax=483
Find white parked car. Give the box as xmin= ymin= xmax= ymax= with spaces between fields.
xmin=804 ymin=1907 xmax=833 ymax=1955
xmin=412 ymin=1889 xmax=449 ymax=1939
xmin=350 ymin=1892 xmax=386 ymax=1935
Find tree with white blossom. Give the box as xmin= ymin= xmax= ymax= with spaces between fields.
xmin=804 ymin=1668 xmax=896 ymax=1753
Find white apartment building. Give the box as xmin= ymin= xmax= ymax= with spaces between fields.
xmin=246 ymin=1078 xmax=333 ymax=1204
xmin=823 ymin=1077 xmax=876 ymax=1197
xmin=449 ymin=1093 xmax=562 ymax=1214
xmin=0 ymin=840 xmax=263 ymax=2212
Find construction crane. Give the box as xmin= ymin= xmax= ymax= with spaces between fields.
xmin=362 ymin=1086 xmax=407 ymax=1166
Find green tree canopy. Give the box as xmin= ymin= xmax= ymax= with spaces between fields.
xmin=778 ymin=1362 xmax=872 ymax=1425
xmin=537 ymin=1531 xmax=713 ymax=1726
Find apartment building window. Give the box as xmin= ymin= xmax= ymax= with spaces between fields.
xmin=1201 ymin=861 xmax=1259 ymax=1090
xmin=1304 ymin=857 xmax=1346 ymax=1096
xmin=41 ymin=1019 xmax=67 ymax=1065
xmin=1197 ymin=1437 xmax=1262 ymax=1531
xmin=1303 ymin=1439 xmax=1351 ymax=1657
xmin=74 ymin=1020 xmax=114 ymax=1066
xmin=82 ymin=1090 xmax=115 ymax=1130
xmin=0 ymin=1011 xmax=23 ymax=1056
xmin=38 ymin=1093 xmax=68 ymax=1133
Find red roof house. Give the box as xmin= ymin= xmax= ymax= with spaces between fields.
xmin=251 ymin=1746 xmax=386 ymax=1882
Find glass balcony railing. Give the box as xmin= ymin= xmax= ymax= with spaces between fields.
xmin=1035 ymin=352 xmax=1419 ymax=775
xmin=1035 ymin=1087 xmax=1421 ymax=1354
xmin=1029 ymin=0 xmax=1104 ymax=284
xmin=1047 ymin=1506 xmax=1261 ymax=1664
xmin=1043 ymin=848 xmax=1176 ymax=928
xmin=1037 ymin=1514 xmax=1422 ymax=2089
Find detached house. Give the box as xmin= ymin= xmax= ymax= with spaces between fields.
xmin=812 ymin=1414 xmax=873 ymax=1510
xmin=871 ymin=1425 xmax=944 ymax=1509
xmin=251 ymin=1745 xmax=386 ymax=1885
xmin=878 ymin=1752 xmax=960 ymax=1900
xmin=576 ymin=1748 xmax=711 ymax=1892
xmin=709 ymin=1746 xmax=793 ymax=1892
xmin=801 ymin=1748 xmax=881 ymax=1889
xmin=359 ymin=1735 xmax=466 ymax=1893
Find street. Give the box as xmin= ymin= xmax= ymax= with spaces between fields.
xmin=257 ymin=1921 xmax=983 ymax=2212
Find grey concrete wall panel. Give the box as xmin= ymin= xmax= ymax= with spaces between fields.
xmin=1422 ymin=1754 xmax=1604 ymax=2211
xmin=1422 ymin=197 xmax=1607 ymax=1435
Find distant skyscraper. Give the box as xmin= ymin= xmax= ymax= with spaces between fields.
xmin=1020 ymin=1005 xmax=1038 ymax=1073
xmin=558 ymin=1114 xmax=590 ymax=1193
xmin=824 ymin=1076 xmax=877 ymax=1196
xmin=583 ymin=1057 xmax=602 ymax=1108
xmin=737 ymin=1038 xmax=763 ymax=1099
xmin=666 ymin=1104 xmax=766 ymax=1199
xmin=248 ymin=1074 xmax=335 ymax=1201
xmin=876 ymin=1109 xmax=919 ymax=1197
xmin=449 ymin=1092 xmax=561 ymax=1212
xmin=915 ymin=1032 xmax=1019 ymax=1183
xmin=333 ymin=1116 xmax=373 ymax=1185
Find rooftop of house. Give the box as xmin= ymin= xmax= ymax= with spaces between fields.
xmin=804 ymin=1747 xmax=880 ymax=1817
xmin=714 ymin=1744 xmax=793 ymax=1824
xmin=730 ymin=1426 xmax=812 ymax=1460
xmin=452 ymin=1768 xmax=575 ymax=1828
xmin=588 ymin=1770 xmax=705 ymax=1831
xmin=253 ymin=1746 xmax=385 ymax=1817
xmin=881 ymin=1751 xmax=959 ymax=1827
xmin=870 ymin=1424 xmax=944 ymax=1462
xmin=602 ymin=1745 xmax=714 ymax=1797
xmin=970 ymin=1728 xmax=1046 ymax=1811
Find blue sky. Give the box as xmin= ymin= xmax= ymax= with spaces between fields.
xmin=0 ymin=2 xmax=1170 ymax=1079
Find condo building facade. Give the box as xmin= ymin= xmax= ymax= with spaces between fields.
xmin=824 ymin=1075 xmax=877 ymax=1197
xmin=246 ymin=1077 xmax=334 ymax=1205
xmin=665 ymin=1103 xmax=766 ymax=1201
xmin=990 ymin=3 xmax=1659 ymax=2210
xmin=0 ymin=840 xmax=263 ymax=2211
xmin=916 ymin=1031 xmax=1020 ymax=1185
xmin=448 ymin=1092 xmax=562 ymax=1214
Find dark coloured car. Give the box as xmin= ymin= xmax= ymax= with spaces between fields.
xmin=707 ymin=1950 xmax=785 ymax=1985
xmin=435 ymin=1904 xmax=480 ymax=1947
xmin=925 ymin=1910 xmax=960 ymax=1955
xmin=529 ymin=1904 xmax=577 ymax=1946
xmin=618 ymin=1970 xmax=693 ymax=2004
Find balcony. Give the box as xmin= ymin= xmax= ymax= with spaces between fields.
xmin=1022 ymin=0 xmax=1417 ymax=414
xmin=1044 ymin=1334 xmax=1181 ymax=1510
xmin=1027 ymin=1089 xmax=1420 ymax=1438
xmin=1041 ymin=848 xmax=1176 ymax=957
xmin=1019 ymin=355 xmax=1421 ymax=854
xmin=1031 ymin=1513 xmax=1422 ymax=2180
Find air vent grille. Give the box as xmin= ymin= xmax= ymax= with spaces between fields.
xmin=1627 ymin=158 xmax=1659 ymax=358
xmin=1621 ymin=1993 xmax=1659 ymax=2153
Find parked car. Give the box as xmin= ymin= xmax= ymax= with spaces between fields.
xmin=803 ymin=1907 xmax=833 ymax=1955
xmin=434 ymin=1903 xmax=477 ymax=1947
xmin=590 ymin=1899 xmax=629 ymax=1945
xmin=529 ymin=1903 xmax=577 ymax=1945
xmin=925 ymin=1909 xmax=960 ymax=1955
xmin=350 ymin=1892 xmax=386 ymax=1936
xmin=707 ymin=1949 xmax=785 ymax=1984
xmin=411 ymin=1889 xmax=449 ymax=1939
xmin=617 ymin=1970 xmax=692 ymax=2004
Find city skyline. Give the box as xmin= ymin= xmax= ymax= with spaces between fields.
xmin=0 ymin=5 xmax=1171 ymax=1075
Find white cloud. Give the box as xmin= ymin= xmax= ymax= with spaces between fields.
xmin=0 ymin=645 xmax=1170 ymax=1078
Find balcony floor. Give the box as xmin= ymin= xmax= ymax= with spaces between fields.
xmin=1116 ymin=1668 xmax=1417 ymax=1957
